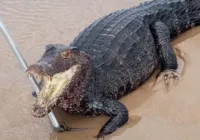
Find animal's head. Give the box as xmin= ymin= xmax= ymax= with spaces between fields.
xmin=26 ymin=44 xmax=90 ymax=118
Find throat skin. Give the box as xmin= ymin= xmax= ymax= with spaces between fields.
xmin=56 ymin=63 xmax=91 ymax=114
xmin=36 ymin=64 xmax=81 ymax=109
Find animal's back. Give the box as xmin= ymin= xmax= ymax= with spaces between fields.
xmin=70 ymin=0 xmax=200 ymax=99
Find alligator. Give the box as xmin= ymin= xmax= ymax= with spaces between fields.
xmin=26 ymin=0 xmax=200 ymax=138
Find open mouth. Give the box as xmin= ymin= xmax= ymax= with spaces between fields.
xmin=26 ymin=64 xmax=80 ymax=118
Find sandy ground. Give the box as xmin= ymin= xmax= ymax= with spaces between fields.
xmin=0 ymin=0 xmax=200 ymax=140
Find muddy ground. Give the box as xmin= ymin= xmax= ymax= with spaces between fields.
xmin=0 ymin=0 xmax=200 ymax=140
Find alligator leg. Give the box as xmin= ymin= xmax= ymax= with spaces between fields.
xmin=150 ymin=21 xmax=181 ymax=88
xmin=89 ymin=98 xmax=128 ymax=138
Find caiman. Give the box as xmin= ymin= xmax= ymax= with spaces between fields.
xmin=26 ymin=0 xmax=200 ymax=138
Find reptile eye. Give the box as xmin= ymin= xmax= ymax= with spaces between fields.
xmin=61 ymin=50 xmax=72 ymax=58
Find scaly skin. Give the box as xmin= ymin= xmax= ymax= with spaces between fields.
xmin=28 ymin=0 xmax=200 ymax=138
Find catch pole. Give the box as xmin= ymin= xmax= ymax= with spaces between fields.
xmin=0 ymin=19 xmax=65 ymax=131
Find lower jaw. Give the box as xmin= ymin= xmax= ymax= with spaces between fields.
xmin=31 ymin=111 xmax=48 ymax=118
xmin=31 ymin=104 xmax=49 ymax=118
xmin=32 ymin=103 xmax=57 ymax=118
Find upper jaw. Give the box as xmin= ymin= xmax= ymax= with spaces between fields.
xmin=26 ymin=64 xmax=54 ymax=85
xmin=26 ymin=64 xmax=47 ymax=77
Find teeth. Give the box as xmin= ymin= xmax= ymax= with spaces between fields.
xmin=49 ymin=76 xmax=52 ymax=81
xmin=27 ymin=73 xmax=31 ymax=77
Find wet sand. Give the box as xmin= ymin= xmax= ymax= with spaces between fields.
xmin=0 ymin=0 xmax=200 ymax=140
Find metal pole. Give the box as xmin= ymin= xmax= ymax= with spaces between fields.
xmin=0 ymin=19 xmax=64 ymax=131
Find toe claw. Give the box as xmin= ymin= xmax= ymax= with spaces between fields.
xmin=154 ymin=70 xmax=181 ymax=93
xmin=94 ymin=133 xmax=105 ymax=140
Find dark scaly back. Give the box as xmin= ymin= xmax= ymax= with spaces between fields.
xmin=70 ymin=0 xmax=200 ymax=100
xmin=149 ymin=0 xmax=200 ymax=39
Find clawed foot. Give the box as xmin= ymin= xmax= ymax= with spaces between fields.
xmin=154 ymin=70 xmax=181 ymax=92
xmin=95 ymin=136 xmax=105 ymax=140
xmin=94 ymin=124 xmax=115 ymax=140
xmin=94 ymin=132 xmax=106 ymax=140
xmin=60 ymin=121 xmax=88 ymax=131
xmin=159 ymin=70 xmax=181 ymax=86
